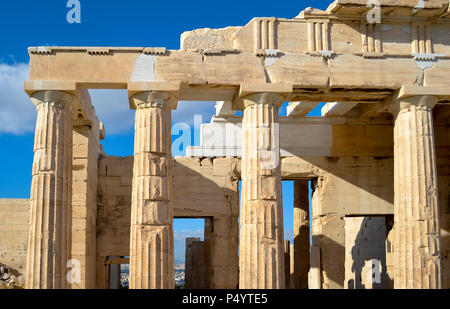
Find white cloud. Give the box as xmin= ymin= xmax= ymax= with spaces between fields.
xmin=89 ymin=89 xmax=135 ymax=135
xmin=0 ymin=63 xmax=35 ymax=135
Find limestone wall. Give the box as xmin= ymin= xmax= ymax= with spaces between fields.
xmin=344 ymin=216 xmax=391 ymax=289
xmin=173 ymin=158 xmax=240 ymax=289
xmin=281 ymin=155 xmax=395 ymax=289
xmin=95 ymin=156 xmax=240 ymax=289
xmin=95 ymin=142 xmax=450 ymax=289
xmin=280 ymin=123 xmax=450 ymax=289
xmin=72 ymin=121 xmax=101 ymax=289
xmin=0 ymin=199 xmax=30 ymax=277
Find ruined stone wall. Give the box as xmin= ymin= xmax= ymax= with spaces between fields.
xmin=0 ymin=199 xmax=30 ymax=282
xmin=318 ymin=156 xmax=394 ymax=289
xmin=281 ymin=123 xmax=449 ymax=289
xmin=95 ymin=156 xmax=240 ymax=289
xmin=95 ymin=145 xmax=449 ymax=289
xmin=185 ymin=238 xmax=209 ymax=289
xmin=291 ymin=156 xmax=395 ymax=289
xmin=96 ymin=156 xmax=133 ymax=289
xmin=173 ymin=158 xmax=240 ymax=289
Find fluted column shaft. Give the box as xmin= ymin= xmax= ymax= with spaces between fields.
xmin=293 ymin=180 xmax=310 ymax=289
xmin=393 ymin=95 xmax=443 ymax=289
xmin=129 ymin=91 xmax=174 ymax=289
xmin=26 ymin=91 xmax=74 ymax=289
xmin=240 ymin=93 xmax=285 ymax=289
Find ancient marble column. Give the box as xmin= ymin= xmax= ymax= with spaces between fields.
xmin=129 ymin=91 xmax=175 ymax=289
xmin=240 ymin=92 xmax=285 ymax=289
xmin=293 ymin=180 xmax=310 ymax=289
xmin=26 ymin=90 xmax=74 ymax=289
xmin=393 ymin=95 xmax=443 ymax=289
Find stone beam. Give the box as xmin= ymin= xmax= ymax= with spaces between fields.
xmin=359 ymin=102 xmax=390 ymax=118
xmin=27 ymin=48 xmax=450 ymax=103
xmin=286 ymin=102 xmax=320 ymax=117
xmin=321 ymin=102 xmax=359 ymax=117
xmin=215 ymin=101 xmax=238 ymax=116
xmin=396 ymin=85 xmax=450 ymax=102
xmin=188 ymin=115 xmax=396 ymax=158
xmin=360 ymin=85 xmax=450 ymax=117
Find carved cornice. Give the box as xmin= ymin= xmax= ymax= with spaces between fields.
xmin=87 ymin=48 xmax=110 ymax=55
xmin=28 ymin=47 xmax=53 ymax=55
xmin=143 ymin=47 xmax=167 ymax=55
xmin=203 ymin=48 xmax=239 ymax=56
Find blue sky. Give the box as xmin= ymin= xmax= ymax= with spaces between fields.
xmin=0 ymin=0 xmax=330 ymax=262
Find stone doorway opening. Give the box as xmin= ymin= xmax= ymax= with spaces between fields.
xmin=282 ymin=180 xmax=313 ymax=289
xmin=173 ymin=217 xmax=212 ymax=289
xmin=105 ymin=256 xmax=129 ymax=289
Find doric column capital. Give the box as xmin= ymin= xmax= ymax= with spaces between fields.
xmin=390 ymin=95 xmax=438 ymax=117
xmin=241 ymin=92 xmax=285 ymax=109
xmin=131 ymin=91 xmax=177 ymax=110
xmin=30 ymin=90 xmax=76 ymax=110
